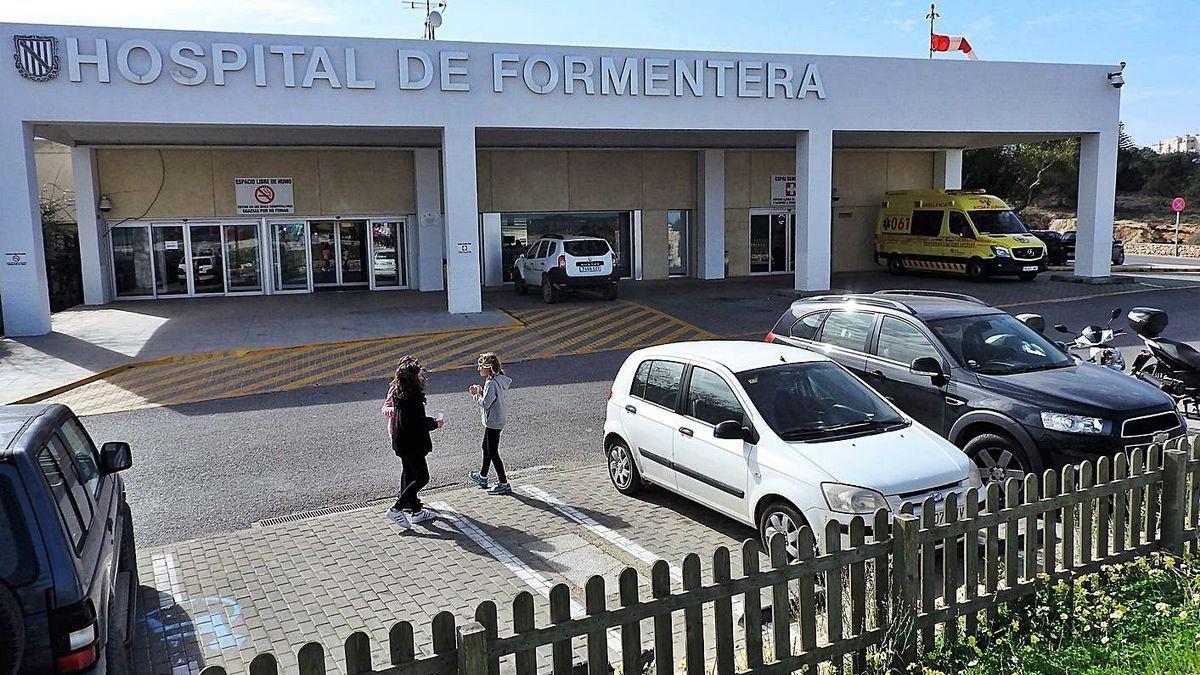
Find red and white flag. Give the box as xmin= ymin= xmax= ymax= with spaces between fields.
xmin=931 ymin=34 xmax=978 ymax=60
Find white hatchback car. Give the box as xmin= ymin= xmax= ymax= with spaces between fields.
xmin=604 ymin=341 xmax=982 ymax=557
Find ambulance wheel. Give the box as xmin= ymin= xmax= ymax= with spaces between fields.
xmin=1018 ymin=271 xmax=1038 ymax=281
xmin=966 ymin=259 xmax=988 ymax=282
xmin=887 ymin=255 xmax=906 ymax=276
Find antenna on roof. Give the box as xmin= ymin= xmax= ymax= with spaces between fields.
xmin=402 ymin=0 xmax=448 ymax=39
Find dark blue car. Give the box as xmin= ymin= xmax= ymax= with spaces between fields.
xmin=0 ymin=404 xmax=135 ymax=675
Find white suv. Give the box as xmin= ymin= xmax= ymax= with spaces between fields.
xmin=604 ymin=341 xmax=982 ymax=557
xmin=513 ymin=234 xmax=619 ymax=303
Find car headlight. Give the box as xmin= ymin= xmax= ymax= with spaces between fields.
xmin=822 ymin=483 xmax=890 ymax=514
xmin=991 ymin=246 xmax=1011 ymax=258
xmin=1040 ymin=411 xmax=1109 ymax=435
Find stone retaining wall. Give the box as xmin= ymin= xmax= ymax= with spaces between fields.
xmin=1125 ymin=242 xmax=1200 ymax=258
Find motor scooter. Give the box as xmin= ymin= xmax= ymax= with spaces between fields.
xmin=1127 ymin=307 xmax=1200 ymax=420
xmin=1053 ymin=308 xmax=1126 ymax=372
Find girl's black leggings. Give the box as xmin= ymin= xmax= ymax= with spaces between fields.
xmin=480 ymin=427 xmax=506 ymax=483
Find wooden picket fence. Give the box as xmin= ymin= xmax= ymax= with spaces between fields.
xmin=200 ymin=435 xmax=1200 ymax=675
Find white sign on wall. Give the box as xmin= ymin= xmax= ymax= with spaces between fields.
xmin=235 ymin=177 xmax=294 ymax=215
xmin=4 ymin=251 xmax=28 ymax=266
xmin=771 ymin=175 xmax=797 ymax=206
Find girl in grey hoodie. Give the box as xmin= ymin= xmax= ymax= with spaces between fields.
xmin=469 ymin=352 xmax=513 ymax=495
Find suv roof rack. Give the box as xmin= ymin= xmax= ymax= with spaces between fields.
xmin=804 ymin=294 xmax=918 ymax=315
xmin=542 ymin=233 xmax=565 ymax=239
xmin=872 ymin=289 xmax=988 ymax=306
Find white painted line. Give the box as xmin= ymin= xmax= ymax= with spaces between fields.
xmin=519 ymin=485 xmax=745 ymax=620
xmin=428 ymin=501 xmax=624 ymax=655
xmin=150 ymin=552 xmax=201 ymax=675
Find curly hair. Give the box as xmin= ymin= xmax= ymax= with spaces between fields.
xmin=391 ymin=355 xmax=426 ymax=400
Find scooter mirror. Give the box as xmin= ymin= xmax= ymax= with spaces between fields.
xmin=1054 ymin=324 xmax=1071 ymax=335
xmin=1110 ymin=308 xmax=1122 ymax=321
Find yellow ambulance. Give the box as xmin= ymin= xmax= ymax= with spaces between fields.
xmin=874 ymin=189 xmax=1047 ymax=281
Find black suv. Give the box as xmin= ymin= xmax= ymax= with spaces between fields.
xmin=767 ymin=291 xmax=1185 ymax=483
xmin=1 ymin=404 xmax=136 ymax=675
xmin=1031 ymin=229 xmax=1125 ymax=266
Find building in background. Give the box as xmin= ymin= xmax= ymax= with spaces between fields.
xmin=1 ymin=22 xmax=1124 ymax=336
xmin=1151 ymin=135 xmax=1200 ymax=154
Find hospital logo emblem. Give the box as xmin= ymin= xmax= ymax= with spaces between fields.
xmin=13 ymin=35 xmax=59 ymax=82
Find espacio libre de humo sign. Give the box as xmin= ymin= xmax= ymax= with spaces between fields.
xmin=47 ymin=36 xmax=827 ymax=99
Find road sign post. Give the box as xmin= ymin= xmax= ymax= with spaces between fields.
xmin=1172 ymin=197 xmax=1186 ymax=257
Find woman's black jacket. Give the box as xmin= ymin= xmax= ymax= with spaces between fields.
xmin=391 ymin=392 xmax=438 ymax=457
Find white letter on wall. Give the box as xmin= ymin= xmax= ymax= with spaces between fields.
xmin=302 ymin=46 xmax=341 ymax=88
xmin=269 ymin=45 xmax=305 ymax=87
xmin=440 ymin=51 xmax=469 ymax=91
xmin=212 ymin=43 xmax=247 ymax=85
xmin=600 ymin=56 xmax=638 ymax=95
xmin=252 ymin=44 xmax=267 ymax=86
xmin=797 ymin=64 xmax=826 ymax=99
xmin=398 ymin=50 xmax=434 ymax=90
xmin=737 ymin=60 xmax=763 ymax=97
xmin=116 ymin=40 xmax=162 ymax=84
xmin=766 ymin=62 xmax=794 ymax=98
xmin=643 ymin=57 xmax=670 ymax=96
xmin=346 ymin=48 xmax=375 ymax=89
xmin=564 ymin=56 xmax=595 ymax=95
xmin=522 ymin=55 xmax=559 ymax=94
xmin=706 ymin=60 xmax=734 ymax=97
xmin=67 ymin=38 xmax=110 ymax=83
xmin=674 ymin=59 xmax=702 ymax=97
xmin=492 ymin=53 xmax=519 ymax=92
xmin=170 ymin=41 xmax=207 ymax=85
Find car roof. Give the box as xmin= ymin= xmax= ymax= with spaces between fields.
xmin=631 ymin=340 xmax=828 ymax=374
xmin=538 ymin=234 xmax=607 ymax=242
xmin=792 ymin=291 xmax=1006 ymax=321
xmin=0 ymin=404 xmax=55 ymax=455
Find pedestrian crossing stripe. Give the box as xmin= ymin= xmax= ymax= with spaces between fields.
xmin=38 ymin=301 xmax=721 ymax=416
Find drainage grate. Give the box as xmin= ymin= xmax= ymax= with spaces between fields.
xmin=255 ymin=500 xmax=377 ymax=527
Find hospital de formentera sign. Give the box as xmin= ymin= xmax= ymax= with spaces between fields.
xmin=18 ymin=34 xmax=827 ymax=100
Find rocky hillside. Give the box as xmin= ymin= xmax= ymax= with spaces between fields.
xmin=1022 ymin=194 xmax=1200 ymax=245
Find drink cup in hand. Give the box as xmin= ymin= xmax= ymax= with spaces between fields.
xmin=435 ymin=411 xmax=445 ymax=428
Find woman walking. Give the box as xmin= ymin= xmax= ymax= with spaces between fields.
xmin=469 ymin=353 xmax=513 ymax=495
xmin=382 ymin=355 xmax=443 ymax=528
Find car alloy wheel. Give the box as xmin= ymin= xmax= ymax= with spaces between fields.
xmin=764 ymin=512 xmax=801 ymax=560
xmin=610 ymin=448 xmax=632 ymax=489
xmin=975 ymin=447 xmax=1025 ymax=483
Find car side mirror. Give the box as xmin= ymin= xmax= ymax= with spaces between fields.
xmin=910 ymin=357 xmax=948 ymax=386
xmin=100 ymin=442 xmax=132 ymax=474
xmin=1016 ymin=313 xmax=1046 ymax=334
xmin=714 ymin=420 xmax=758 ymax=444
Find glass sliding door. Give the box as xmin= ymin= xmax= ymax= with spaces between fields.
xmin=338 ymin=220 xmax=369 ymax=285
xmin=272 ymin=222 xmax=310 ymax=292
xmin=309 ymin=221 xmax=338 ymax=286
xmin=667 ymin=210 xmax=691 ymax=277
xmin=497 ymin=211 xmax=635 ymax=279
xmin=111 ymin=227 xmax=154 ymax=297
xmin=187 ymin=224 xmax=225 ymax=295
xmin=749 ymin=211 xmax=795 ymax=274
xmin=369 ymin=219 xmax=406 ymax=289
xmin=224 ymin=223 xmax=262 ymax=293
xmin=151 ymin=225 xmax=187 ymax=295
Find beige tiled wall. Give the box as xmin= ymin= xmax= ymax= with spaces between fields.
xmin=96 ymin=148 xmax=417 ymax=219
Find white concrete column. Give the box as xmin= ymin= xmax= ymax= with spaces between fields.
xmin=794 ymin=129 xmax=834 ymax=291
xmin=71 ymin=146 xmax=111 ymax=305
xmin=1075 ymin=130 xmax=1118 ymax=278
xmin=696 ymin=149 xmax=725 ymax=280
xmin=0 ymin=122 xmax=52 ymax=335
xmin=440 ymin=125 xmax=482 ymax=313
xmin=413 ymin=147 xmax=445 ymax=292
xmin=934 ymin=149 xmax=964 ymax=190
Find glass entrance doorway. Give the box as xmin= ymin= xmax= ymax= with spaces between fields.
xmin=749 ymin=211 xmax=796 ymax=274
xmin=309 ymin=220 xmax=369 ymax=287
xmin=270 ymin=217 xmax=409 ymax=293
xmin=112 ymin=221 xmax=264 ymax=298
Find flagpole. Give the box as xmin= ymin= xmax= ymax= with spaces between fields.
xmin=926 ymin=3 xmax=939 ymax=59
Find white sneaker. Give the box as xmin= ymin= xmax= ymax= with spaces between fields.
xmin=410 ymin=508 xmax=436 ymax=524
xmin=386 ymin=508 xmax=411 ymax=528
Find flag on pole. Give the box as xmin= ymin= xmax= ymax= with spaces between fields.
xmin=931 ymin=34 xmax=978 ymax=60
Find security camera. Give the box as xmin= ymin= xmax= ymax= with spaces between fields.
xmin=1107 ymin=61 xmax=1126 ymax=89
xmin=98 ymin=195 xmax=113 ymax=212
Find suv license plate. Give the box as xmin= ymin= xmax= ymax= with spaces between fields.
xmin=577 ymin=261 xmax=602 ymax=268
xmin=1022 ymin=265 xmax=1038 ymax=272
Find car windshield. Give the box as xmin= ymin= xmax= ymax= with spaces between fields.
xmin=736 ymin=362 xmax=907 ymax=442
xmin=968 ymin=210 xmax=1029 ymax=235
xmin=927 ymin=314 xmax=1073 ymax=375
xmin=564 ymin=240 xmax=611 ymax=257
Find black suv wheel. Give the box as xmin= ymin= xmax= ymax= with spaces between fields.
xmin=964 ymin=433 xmax=1030 ymax=487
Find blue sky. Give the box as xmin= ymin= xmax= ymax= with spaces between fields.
xmin=3 ymin=0 xmax=1196 ymax=144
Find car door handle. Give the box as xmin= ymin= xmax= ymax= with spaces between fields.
xmin=625 ymin=404 xmax=637 ymax=414
xmin=945 ymin=396 xmax=966 ymax=407
xmin=678 ymin=427 xmax=694 ymax=437
xmin=869 ymin=370 xmax=887 ymax=380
